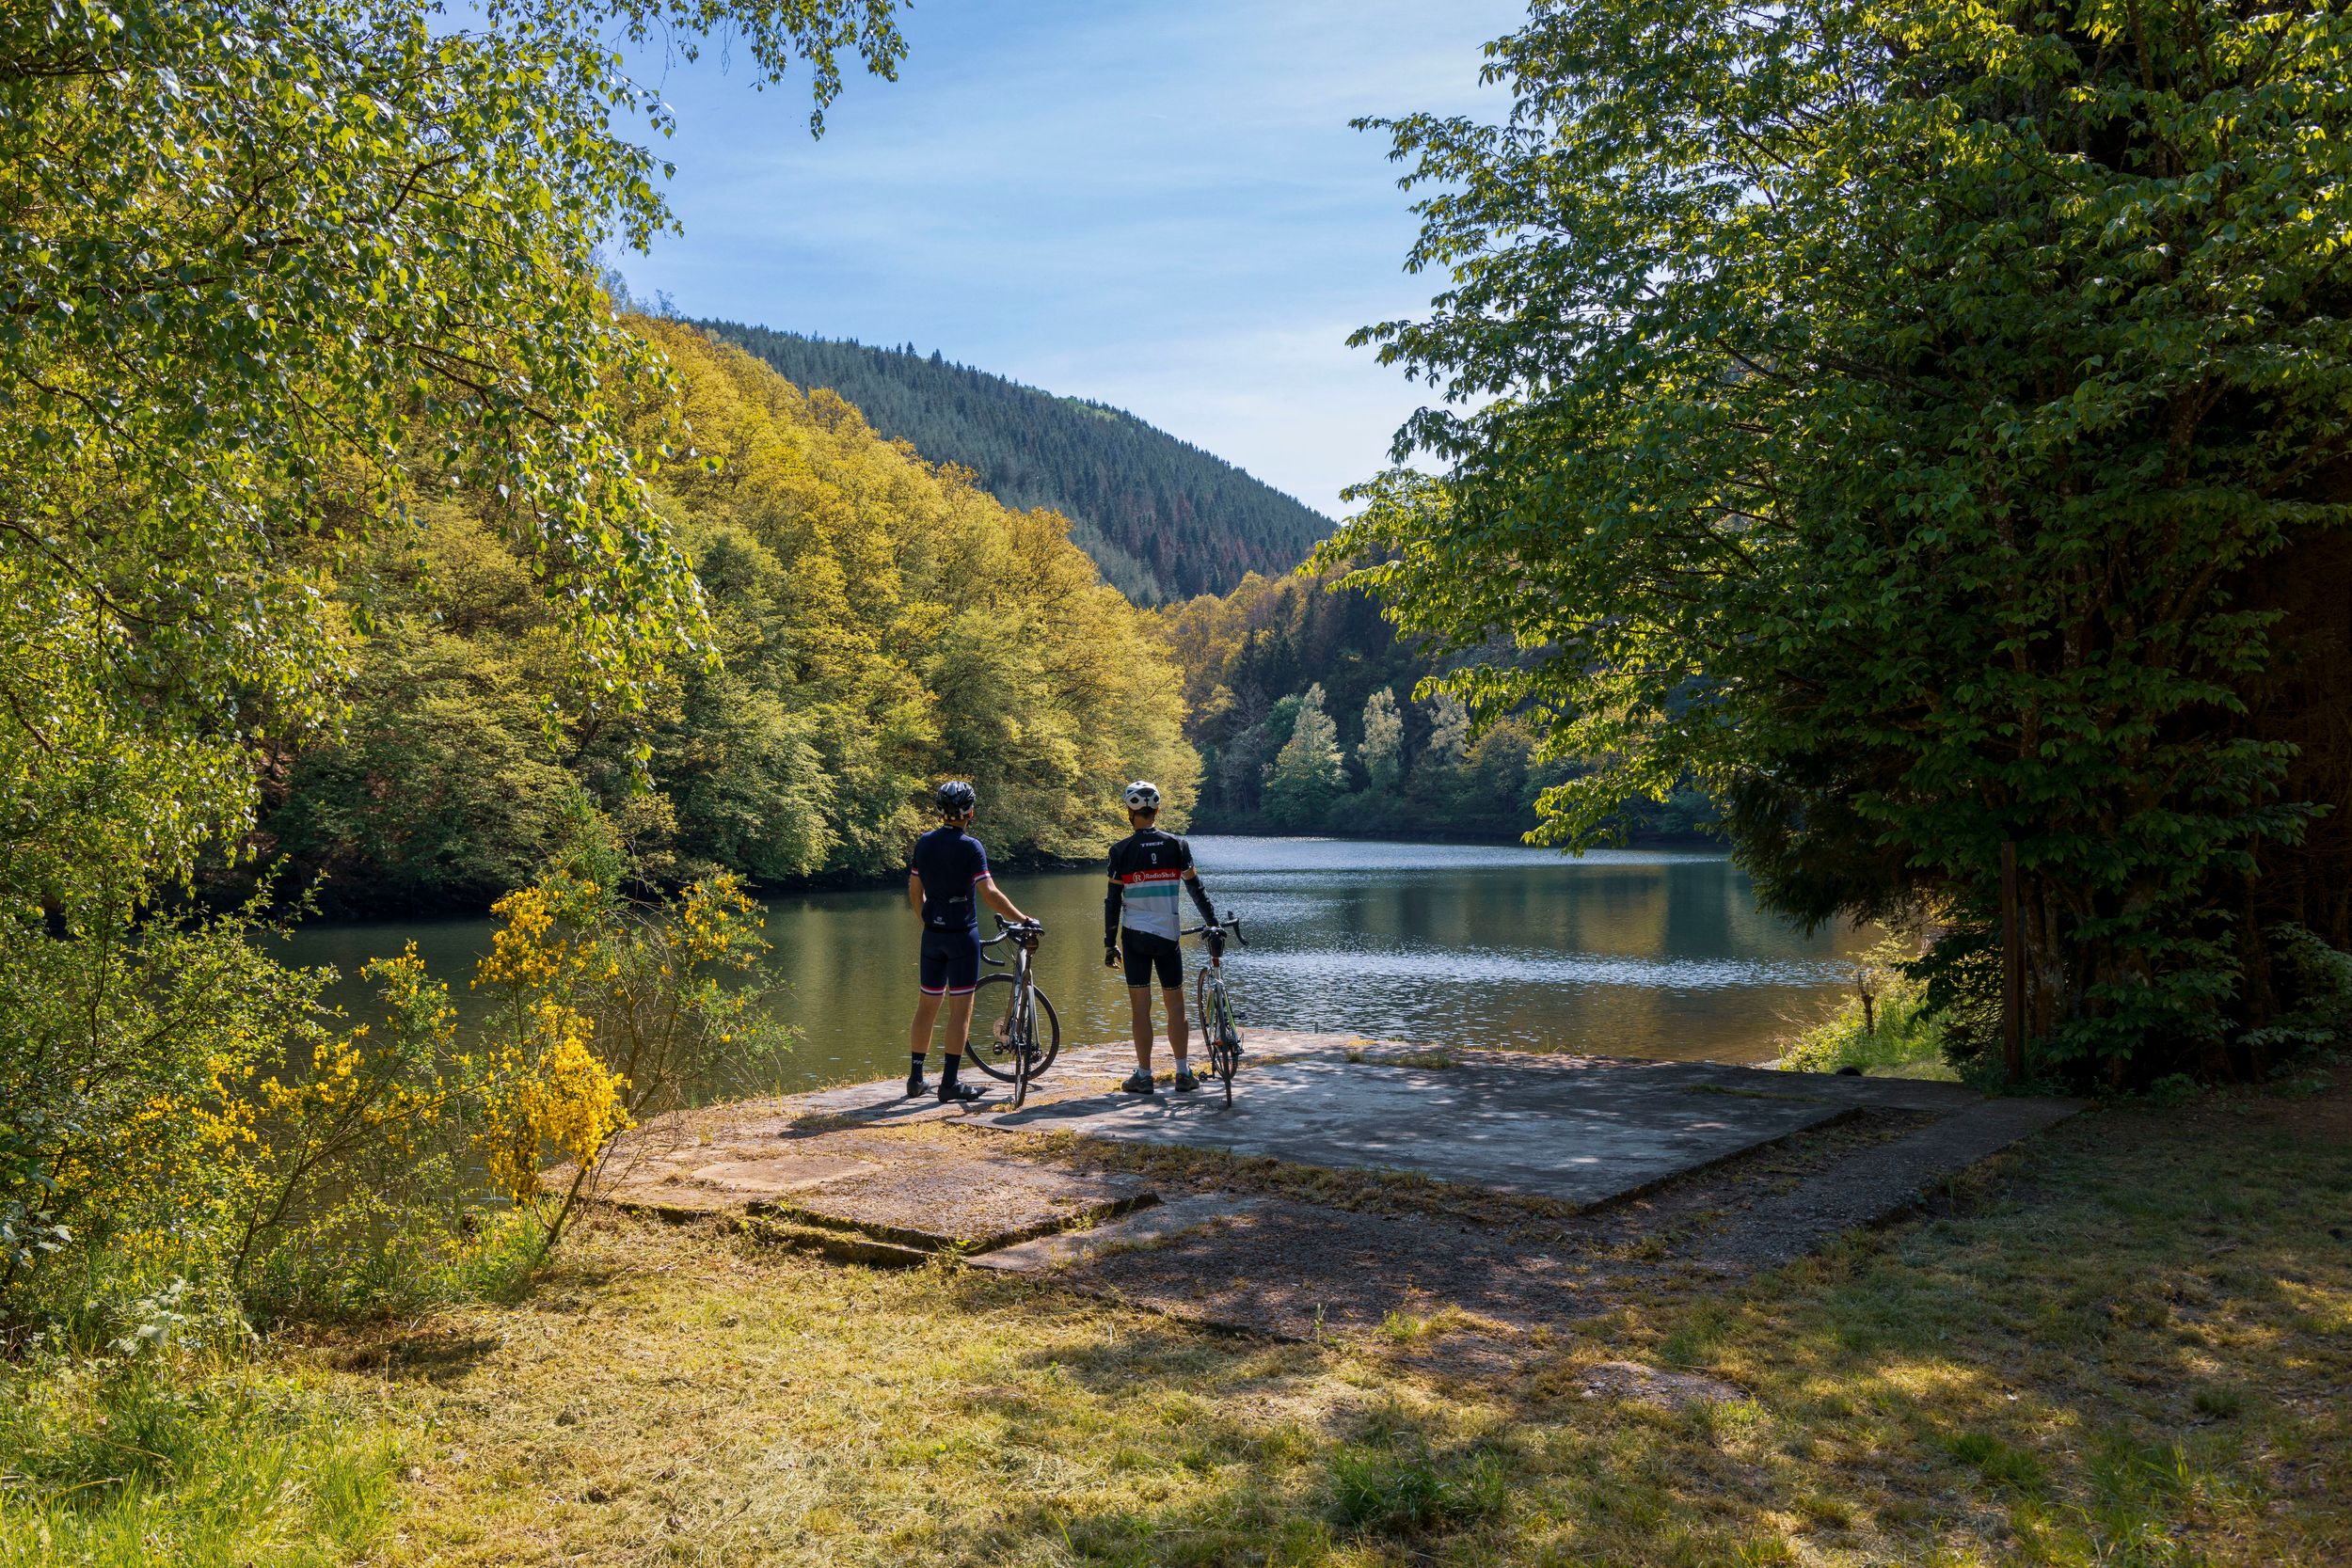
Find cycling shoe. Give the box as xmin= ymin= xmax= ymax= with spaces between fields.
xmin=937 ymin=1081 xmax=985 ymax=1103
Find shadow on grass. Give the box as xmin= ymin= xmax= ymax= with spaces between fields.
xmin=958 ymin=1077 xmax=2351 ymax=1564
xmin=325 ymin=1331 xmax=505 ymax=1384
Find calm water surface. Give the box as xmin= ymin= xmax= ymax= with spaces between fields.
xmin=282 ymin=837 xmax=1870 ymax=1093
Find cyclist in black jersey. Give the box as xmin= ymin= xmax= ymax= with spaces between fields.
xmin=907 ymin=780 xmax=1033 ymax=1102
xmin=1104 ymin=780 xmax=1216 ymax=1094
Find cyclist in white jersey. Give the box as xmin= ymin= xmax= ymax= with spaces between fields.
xmin=1103 ymin=781 xmax=1217 ymax=1094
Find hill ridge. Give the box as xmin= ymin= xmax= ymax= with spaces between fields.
xmin=697 ymin=321 xmax=1330 ymax=602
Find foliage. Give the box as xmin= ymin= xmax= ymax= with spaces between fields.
xmin=1155 ymin=567 xmax=1719 ymax=839
xmin=1261 ymin=684 xmax=1347 ymax=828
xmin=1329 ymin=0 xmax=2352 ymax=1085
xmin=469 ymin=827 xmax=787 ymax=1252
xmin=251 ymin=324 xmax=1199 ymax=909
xmin=1778 ymin=939 xmax=1959 ymax=1081
xmin=699 ymin=323 xmax=1331 ymax=602
xmin=0 ymin=0 xmax=905 ymax=1329
xmin=226 ymin=945 xmax=470 ymax=1318
xmin=0 ymin=0 xmax=904 ymax=945
xmin=1358 ymin=689 xmax=1405 ymax=796
xmin=0 ymin=889 xmax=331 ymax=1325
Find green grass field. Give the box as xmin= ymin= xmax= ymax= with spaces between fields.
xmin=8 ymin=1069 xmax=2345 ymax=1567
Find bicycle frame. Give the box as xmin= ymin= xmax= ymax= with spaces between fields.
xmin=981 ymin=917 xmax=1047 ymax=1106
xmin=1183 ymin=913 xmax=1246 ymax=1104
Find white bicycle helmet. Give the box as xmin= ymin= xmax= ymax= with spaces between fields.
xmin=1122 ymin=780 xmax=1162 ymax=811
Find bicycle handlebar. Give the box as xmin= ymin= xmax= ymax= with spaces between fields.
xmin=1181 ymin=912 xmax=1248 ymax=948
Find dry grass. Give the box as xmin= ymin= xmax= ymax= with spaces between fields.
xmin=299 ymin=1070 xmax=2352 ymax=1567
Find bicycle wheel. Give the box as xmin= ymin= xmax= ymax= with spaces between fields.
xmin=1195 ymin=971 xmax=1235 ymax=1105
xmin=966 ymin=974 xmax=1060 ymax=1082
xmin=1214 ymin=1001 xmax=1237 ymax=1103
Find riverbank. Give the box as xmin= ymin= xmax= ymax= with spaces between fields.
xmin=11 ymin=1063 xmax=2342 ymax=1566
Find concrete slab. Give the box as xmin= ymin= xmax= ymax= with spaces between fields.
xmin=686 ymin=1155 xmax=882 ymax=1195
xmin=1683 ymin=1094 xmax=2087 ymax=1274
xmin=770 ymin=1157 xmax=1156 ymax=1251
xmin=970 ymin=1195 xmax=1267 ymax=1274
xmin=990 ymin=1055 xmax=1851 ymax=1209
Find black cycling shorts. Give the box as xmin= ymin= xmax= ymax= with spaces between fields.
xmin=919 ymin=927 xmax=982 ymax=995
xmin=1120 ymin=930 xmax=1183 ymax=990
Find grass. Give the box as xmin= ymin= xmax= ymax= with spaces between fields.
xmin=0 ymin=1358 xmax=405 ymax=1568
xmin=1777 ymin=988 xmax=1961 ymax=1080
xmin=8 ymin=1073 xmax=2342 ymax=1566
xmin=266 ymin=1068 xmax=2351 ymax=1567
xmin=1342 ymin=1047 xmax=1461 ymax=1069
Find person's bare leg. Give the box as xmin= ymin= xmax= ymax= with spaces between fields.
xmin=944 ymin=991 xmax=977 ymax=1056
xmin=1166 ymin=985 xmax=1190 ymax=1069
xmin=910 ymin=992 xmax=946 ymax=1053
xmin=1128 ymin=986 xmax=1155 ymax=1073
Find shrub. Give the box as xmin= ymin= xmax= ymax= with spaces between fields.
xmin=1779 ymin=938 xmax=1956 ymax=1080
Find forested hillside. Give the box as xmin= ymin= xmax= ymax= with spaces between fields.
xmin=699 ymin=323 xmax=1330 ymax=602
xmin=250 ymin=323 xmax=1197 ymax=912
xmin=1156 ymin=572 xmax=1717 ymax=841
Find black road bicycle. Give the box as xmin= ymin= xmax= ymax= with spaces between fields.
xmin=967 ymin=916 xmax=1057 ymax=1108
xmin=1183 ymin=913 xmax=1247 ymax=1106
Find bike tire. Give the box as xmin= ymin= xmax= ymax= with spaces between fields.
xmin=966 ymin=974 xmax=1061 ymax=1082
xmin=1196 ymin=970 xmax=1237 ymax=1105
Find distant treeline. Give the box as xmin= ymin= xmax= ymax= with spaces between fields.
xmin=696 ymin=322 xmax=1330 ymax=603
xmin=244 ymin=323 xmax=1196 ymax=913
xmin=1154 ymin=571 xmax=1718 ymax=842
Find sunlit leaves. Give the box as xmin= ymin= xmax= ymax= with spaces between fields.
xmin=1328 ymin=0 xmax=2352 ymax=1084
xmin=0 ymin=0 xmax=904 ymax=927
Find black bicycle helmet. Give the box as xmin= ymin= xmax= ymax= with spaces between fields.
xmin=935 ymin=779 xmax=977 ymax=814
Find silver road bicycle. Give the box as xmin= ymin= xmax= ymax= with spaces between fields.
xmin=968 ymin=916 xmax=1057 ymax=1108
xmin=1183 ymin=913 xmax=1248 ymax=1106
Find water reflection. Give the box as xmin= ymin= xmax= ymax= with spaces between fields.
xmin=280 ymin=837 xmax=1870 ymax=1093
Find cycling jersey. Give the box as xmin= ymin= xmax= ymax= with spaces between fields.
xmin=911 ymin=825 xmax=990 ymax=931
xmin=1106 ymin=828 xmax=1204 ymax=942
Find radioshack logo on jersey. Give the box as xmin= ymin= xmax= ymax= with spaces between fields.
xmin=1121 ymin=868 xmax=1183 ymax=885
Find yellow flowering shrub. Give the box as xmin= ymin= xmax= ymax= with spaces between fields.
xmin=477 ymin=998 xmax=631 ymax=1222
xmin=468 ymin=863 xmax=779 ymax=1252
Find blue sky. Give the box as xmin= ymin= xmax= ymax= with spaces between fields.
xmin=612 ymin=0 xmax=1529 ymax=520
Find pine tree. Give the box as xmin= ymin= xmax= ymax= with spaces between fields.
xmin=699 ymin=323 xmax=1330 ymax=599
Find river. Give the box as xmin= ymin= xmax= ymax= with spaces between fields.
xmin=281 ymin=837 xmax=1871 ymax=1095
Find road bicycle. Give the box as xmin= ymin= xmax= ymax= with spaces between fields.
xmin=967 ymin=915 xmax=1057 ymax=1108
xmin=1183 ymin=912 xmax=1247 ymax=1106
